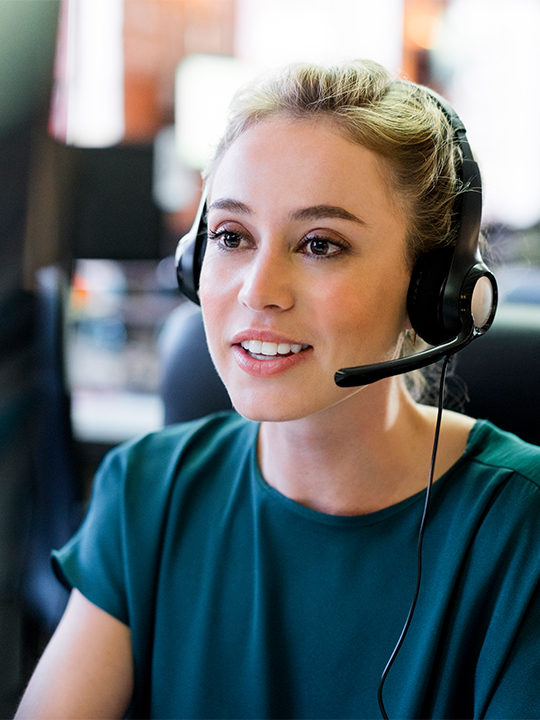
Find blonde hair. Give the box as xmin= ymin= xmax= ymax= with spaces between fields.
xmin=204 ymin=59 xmax=464 ymax=268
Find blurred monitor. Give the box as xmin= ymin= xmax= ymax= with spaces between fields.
xmin=71 ymin=144 xmax=161 ymax=260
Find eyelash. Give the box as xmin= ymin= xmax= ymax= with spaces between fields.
xmin=298 ymin=235 xmax=347 ymax=259
xmin=208 ymin=228 xmax=247 ymax=251
xmin=208 ymin=228 xmax=348 ymax=259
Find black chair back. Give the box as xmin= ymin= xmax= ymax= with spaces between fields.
xmin=454 ymin=303 xmax=540 ymax=446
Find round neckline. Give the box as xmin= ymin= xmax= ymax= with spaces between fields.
xmin=250 ymin=419 xmax=487 ymax=527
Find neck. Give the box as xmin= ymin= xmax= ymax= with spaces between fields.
xmin=258 ymin=378 xmax=444 ymax=516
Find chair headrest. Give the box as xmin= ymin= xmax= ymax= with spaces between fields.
xmin=454 ymin=303 xmax=540 ymax=445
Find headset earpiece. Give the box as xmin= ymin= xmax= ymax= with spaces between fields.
xmin=407 ymin=246 xmax=455 ymax=346
xmin=175 ymin=189 xmax=208 ymax=305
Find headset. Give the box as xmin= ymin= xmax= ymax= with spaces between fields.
xmin=175 ymin=89 xmax=498 ymax=386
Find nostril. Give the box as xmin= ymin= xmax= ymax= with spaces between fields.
xmin=238 ymin=274 xmax=295 ymax=312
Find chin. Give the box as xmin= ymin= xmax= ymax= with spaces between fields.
xmin=228 ymin=384 xmax=361 ymax=424
xmin=230 ymin=397 xmax=304 ymax=423
xmin=228 ymin=388 xmax=309 ymax=423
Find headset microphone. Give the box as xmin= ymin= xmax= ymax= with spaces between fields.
xmin=335 ymin=324 xmax=474 ymax=387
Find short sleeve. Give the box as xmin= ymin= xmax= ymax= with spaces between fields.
xmin=52 ymin=446 xmax=130 ymax=625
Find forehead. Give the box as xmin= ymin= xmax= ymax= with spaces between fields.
xmin=207 ymin=117 xmax=402 ymax=221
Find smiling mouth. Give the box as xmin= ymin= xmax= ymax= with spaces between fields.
xmin=239 ymin=340 xmax=310 ymax=360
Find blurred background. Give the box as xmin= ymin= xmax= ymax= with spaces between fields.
xmin=2 ymin=0 xmax=540 ymax=714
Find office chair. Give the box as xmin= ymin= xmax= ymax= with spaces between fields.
xmin=23 ymin=265 xmax=81 ymax=631
xmin=453 ymin=302 xmax=540 ymax=446
xmin=159 ymin=303 xmax=232 ymax=424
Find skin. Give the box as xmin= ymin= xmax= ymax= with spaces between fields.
xmin=15 ymin=114 xmax=475 ymax=718
xmin=200 ymin=116 xmax=475 ymax=515
xmin=14 ymin=589 xmax=133 ymax=719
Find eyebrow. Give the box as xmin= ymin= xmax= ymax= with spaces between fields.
xmin=208 ymin=199 xmax=366 ymax=225
xmin=290 ymin=205 xmax=365 ymax=225
xmin=207 ymin=198 xmax=251 ymax=214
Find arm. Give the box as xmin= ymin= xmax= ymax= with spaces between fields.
xmin=15 ymin=589 xmax=133 ymax=720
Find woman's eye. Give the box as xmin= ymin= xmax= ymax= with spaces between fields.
xmin=303 ymin=237 xmax=343 ymax=257
xmin=208 ymin=229 xmax=246 ymax=250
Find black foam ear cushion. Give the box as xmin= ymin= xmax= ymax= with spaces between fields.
xmin=407 ymin=246 xmax=455 ymax=346
xmin=176 ymin=234 xmax=199 ymax=305
xmin=175 ymin=200 xmax=208 ymax=306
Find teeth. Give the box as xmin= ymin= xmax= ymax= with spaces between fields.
xmin=240 ymin=340 xmax=306 ymax=356
xmin=262 ymin=342 xmax=278 ymax=356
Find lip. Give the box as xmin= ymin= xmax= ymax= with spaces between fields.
xmin=231 ymin=329 xmax=312 ymax=378
xmin=232 ymin=345 xmax=312 ymax=378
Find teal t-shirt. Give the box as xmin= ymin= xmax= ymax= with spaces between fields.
xmin=53 ymin=412 xmax=540 ymax=719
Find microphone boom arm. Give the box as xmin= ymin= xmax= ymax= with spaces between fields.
xmin=334 ymin=325 xmax=475 ymax=388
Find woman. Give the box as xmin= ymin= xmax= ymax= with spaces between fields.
xmin=16 ymin=60 xmax=540 ymax=719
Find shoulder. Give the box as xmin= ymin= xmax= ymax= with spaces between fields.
xmin=106 ymin=411 xmax=253 ymax=474
xmin=465 ymin=420 xmax=540 ymax=488
xmin=87 ymin=411 xmax=257 ymax=516
xmin=430 ymin=418 xmax=540 ymax=539
xmin=437 ymin=420 xmax=540 ymax=548
xmin=52 ymin=411 xmax=256 ymax=616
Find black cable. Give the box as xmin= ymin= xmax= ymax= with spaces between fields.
xmin=377 ymin=354 xmax=453 ymax=720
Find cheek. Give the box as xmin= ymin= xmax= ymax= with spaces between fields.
xmin=198 ymin=257 xmax=237 ymax=368
xmin=199 ymin=264 xmax=220 ymax=336
xmin=199 ymin=251 xmax=241 ymax=305
xmin=316 ymin=273 xmax=409 ymax=351
xmin=366 ymin=260 xmax=411 ymax=324
xmin=199 ymin=256 xmax=228 ymax=319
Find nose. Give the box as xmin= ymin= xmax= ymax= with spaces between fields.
xmin=238 ymin=245 xmax=295 ymax=312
